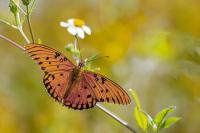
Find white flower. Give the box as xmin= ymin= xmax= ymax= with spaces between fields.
xmin=60 ymin=18 xmax=91 ymax=39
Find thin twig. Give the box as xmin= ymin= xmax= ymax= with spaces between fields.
xmin=15 ymin=12 xmax=30 ymax=43
xmin=0 ymin=34 xmax=25 ymax=51
xmin=96 ymin=103 xmax=137 ymax=133
xmin=0 ymin=19 xmax=18 ymax=29
xmin=26 ymin=5 xmax=35 ymax=43
xmin=19 ymin=28 xmax=30 ymax=44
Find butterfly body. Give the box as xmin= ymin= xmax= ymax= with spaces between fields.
xmin=25 ymin=44 xmax=131 ymax=110
xmin=62 ymin=66 xmax=82 ymax=102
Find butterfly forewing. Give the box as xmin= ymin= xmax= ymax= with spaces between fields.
xmin=83 ymin=71 xmax=131 ymax=105
xmin=25 ymin=44 xmax=74 ymax=72
xmin=25 ymin=44 xmax=75 ymax=102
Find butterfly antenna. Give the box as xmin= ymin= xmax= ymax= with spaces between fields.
xmin=86 ymin=55 xmax=109 ymax=63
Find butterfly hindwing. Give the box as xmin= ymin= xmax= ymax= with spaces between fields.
xmin=63 ymin=73 xmax=97 ymax=110
xmin=25 ymin=44 xmax=75 ymax=102
xmin=83 ymin=71 xmax=131 ymax=105
xmin=43 ymin=71 xmax=72 ymax=102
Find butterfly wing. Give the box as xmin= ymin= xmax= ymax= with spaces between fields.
xmin=25 ymin=44 xmax=75 ymax=102
xmin=83 ymin=71 xmax=131 ymax=105
xmin=62 ymin=73 xmax=97 ymax=110
xmin=63 ymin=70 xmax=131 ymax=110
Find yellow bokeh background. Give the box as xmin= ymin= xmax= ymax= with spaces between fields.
xmin=0 ymin=0 xmax=200 ymax=133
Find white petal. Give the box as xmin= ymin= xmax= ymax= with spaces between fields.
xmin=82 ymin=25 xmax=91 ymax=35
xmin=60 ymin=21 xmax=69 ymax=27
xmin=67 ymin=26 xmax=77 ymax=35
xmin=77 ymin=28 xmax=85 ymax=39
xmin=68 ymin=18 xmax=74 ymax=25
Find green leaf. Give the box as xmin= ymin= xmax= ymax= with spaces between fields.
xmin=154 ymin=106 xmax=176 ymax=129
xmin=160 ymin=117 xmax=181 ymax=129
xmin=134 ymin=107 xmax=148 ymax=132
xmin=140 ymin=110 xmax=157 ymax=131
xmin=129 ymin=89 xmax=141 ymax=109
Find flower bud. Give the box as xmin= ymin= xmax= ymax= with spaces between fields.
xmin=22 ymin=0 xmax=31 ymax=6
xmin=9 ymin=0 xmax=18 ymax=14
xmin=65 ymin=43 xmax=74 ymax=52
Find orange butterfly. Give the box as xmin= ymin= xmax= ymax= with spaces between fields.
xmin=25 ymin=44 xmax=131 ymax=110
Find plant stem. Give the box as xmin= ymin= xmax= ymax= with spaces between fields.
xmin=74 ymin=35 xmax=78 ymax=51
xmin=15 ymin=12 xmax=30 ymax=43
xmin=73 ymin=36 xmax=80 ymax=65
xmin=26 ymin=5 xmax=35 ymax=43
xmin=0 ymin=19 xmax=18 ymax=29
xmin=0 ymin=34 xmax=25 ymax=51
xmin=96 ymin=103 xmax=137 ymax=133
xmin=19 ymin=28 xmax=30 ymax=44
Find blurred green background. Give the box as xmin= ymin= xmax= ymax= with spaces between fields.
xmin=0 ymin=0 xmax=200 ymax=133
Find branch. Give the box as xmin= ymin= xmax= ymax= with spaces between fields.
xmin=96 ymin=103 xmax=137 ymax=133
xmin=0 ymin=34 xmax=25 ymax=51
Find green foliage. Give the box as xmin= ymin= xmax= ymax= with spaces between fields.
xmin=129 ymin=89 xmax=181 ymax=132
xmin=129 ymin=89 xmax=148 ymax=132
xmin=141 ymin=111 xmax=157 ymax=131
xmin=160 ymin=117 xmax=181 ymax=129
xmin=134 ymin=107 xmax=148 ymax=132
xmin=154 ymin=106 xmax=176 ymax=129
xmin=129 ymin=89 xmax=141 ymax=109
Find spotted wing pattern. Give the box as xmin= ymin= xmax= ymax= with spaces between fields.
xmin=25 ymin=44 xmax=75 ymax=102
xmin=62 ymin=70 xmax=131 ymax=110
xmin=83 ymin=71 xmax=131 ymax=105
xmin=62 ymin=73 xmax=97 ymax=110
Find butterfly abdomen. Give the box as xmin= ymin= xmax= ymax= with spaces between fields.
xmin=63 ymin=67 xmax=81 ymax=98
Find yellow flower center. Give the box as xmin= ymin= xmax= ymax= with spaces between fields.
xmin=74 ymin=19 xmax=85 ymax=27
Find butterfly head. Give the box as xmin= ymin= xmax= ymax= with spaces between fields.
xmin=78 ymin=62 xmax=85 ymax=68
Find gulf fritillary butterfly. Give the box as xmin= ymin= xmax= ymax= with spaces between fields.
xmin=25 ymin=44 xmax=131 ymax=110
